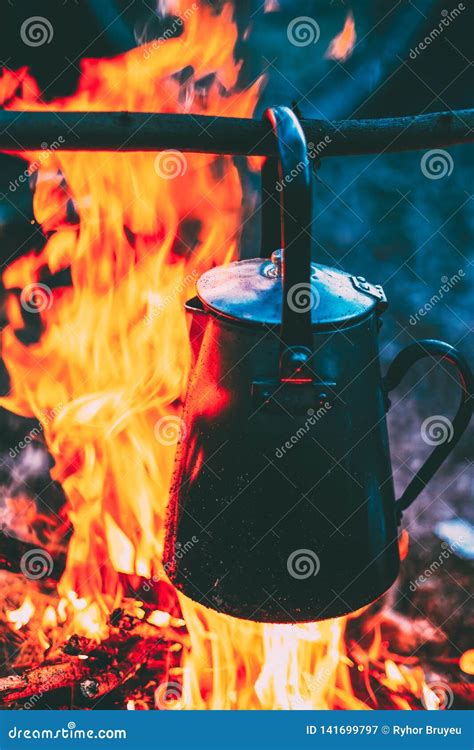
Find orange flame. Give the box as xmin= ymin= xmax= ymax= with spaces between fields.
xmin=0 ymin=1 xmax=425 ymax=710
xmin=460 ymin=649 xmax=474 ymax=675
xmin=326 ymin=12 xmax=356 ymax=62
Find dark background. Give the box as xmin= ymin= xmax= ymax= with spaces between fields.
xmin=0 ymin=0 xmax=472 ymax=653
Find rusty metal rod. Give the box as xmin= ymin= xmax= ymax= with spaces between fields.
xmin=0 ymin=109 xmax=472 ymax=156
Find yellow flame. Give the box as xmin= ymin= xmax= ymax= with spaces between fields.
xmin=7 ymin=596 xmax=35 ymax=630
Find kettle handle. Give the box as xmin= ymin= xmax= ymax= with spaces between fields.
xmin=383 ymin=339 xmax=473 ymax=517
xmin=263 ymin=107 xmax=314 ymax=380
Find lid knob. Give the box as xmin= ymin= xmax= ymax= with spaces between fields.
xmin=270 ymin=249 xmax=283 ymax=277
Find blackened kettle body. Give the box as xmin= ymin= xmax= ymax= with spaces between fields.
xmin=164 ymin=107 xmax=473 ymax=623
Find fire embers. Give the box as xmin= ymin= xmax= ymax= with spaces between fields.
xmin=0 ymin=603 xmax=188 ymax=709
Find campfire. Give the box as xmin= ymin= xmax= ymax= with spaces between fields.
xmin=0 ymin=1 xmax=472 ymax=712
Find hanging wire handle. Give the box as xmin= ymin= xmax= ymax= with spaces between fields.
xmin=383 ymin=339 xmax=473 ymax=519
xmin=263 ymin=107 xmax=314 ymax=382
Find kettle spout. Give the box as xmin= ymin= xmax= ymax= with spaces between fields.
xmin=185 ymin=296 xmax=208 ymax=363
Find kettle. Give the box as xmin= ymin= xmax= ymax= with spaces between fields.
xmin=164 ymin=107 xmax=473 ymax=623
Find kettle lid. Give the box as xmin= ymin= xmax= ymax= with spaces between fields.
xmin=196 ymin=253 xmax=387 ymax=329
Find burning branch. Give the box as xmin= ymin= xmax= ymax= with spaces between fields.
xmin=79 ymin=638 xmax=163 ymax=700
xmin=76 ymin=611 xmax=188 ymax=702
xmin=108 ymin=610 xmax=191 ymax=650
xmin=0 ymin=109 xmax=472 ymax=156
xmin=0 ymin=609 xmax=188 ymax=707
xmin=0 ymin=660 xmax=92 ymax=702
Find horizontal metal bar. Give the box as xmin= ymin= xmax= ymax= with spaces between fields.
xmin=0 ymin=109 xmax=472 ymax=156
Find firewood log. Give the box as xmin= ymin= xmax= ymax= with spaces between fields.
xmin=0 ymin=660 xmax=91 ymax=702
xmin=79 ymin=639 xmax=162 ymax=700
xmin=109 ymin=610 xmax=190 ymax=648
xmin=63 ymin=635 xmax=120 ymax=659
